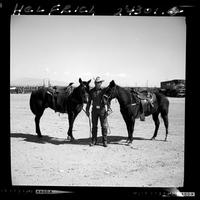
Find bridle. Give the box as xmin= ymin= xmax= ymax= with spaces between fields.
xmin=103 ymin=84 xmax=118 ymax=104
xmin=70 ymin=83 xmax=89 ymax=104
xmin=103 ymin=85 xmax=138 ymax=107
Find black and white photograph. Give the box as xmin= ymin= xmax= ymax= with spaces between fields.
xmin=10 ymin=15 xmax=185 ymax=187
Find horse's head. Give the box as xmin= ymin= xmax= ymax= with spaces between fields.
xmin=102 ymin=80 xmax=117 ymax=105
xmin=77 ymin=78 xmax=91 ymax=103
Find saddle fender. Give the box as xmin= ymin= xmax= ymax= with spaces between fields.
xmin=53 ymin=87 xmax=74 ymax=113
xmin=126 ymin=103 xmax=140 ymax=118
xmin=45 ymin=89 xmax=56 ymax=109
xmin=140 ymin=94 xmax=156 ymax=116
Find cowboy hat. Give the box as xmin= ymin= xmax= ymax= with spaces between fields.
xmin=94 ymin=76 xmax=104 ymax=83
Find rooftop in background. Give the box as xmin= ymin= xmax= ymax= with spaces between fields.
xmin=161 ymin=79 xmax=185 ymax=84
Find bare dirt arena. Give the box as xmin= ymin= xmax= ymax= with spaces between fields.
xmin=10 ymin=94 xmax=184 ymax=187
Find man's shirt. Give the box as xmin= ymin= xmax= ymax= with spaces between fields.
xmin=86 ymin=87 xmax=104 ymax=110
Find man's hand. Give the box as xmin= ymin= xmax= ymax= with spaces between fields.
xmin=105 ymin=108 xmax=112 ymax=117
xmin=107 ymin=107 xmax=112 ymax=115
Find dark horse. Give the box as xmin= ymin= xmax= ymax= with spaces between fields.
xmin=102 ymin=80 xmax=169 ymax=144
xmin=30 ymin=78 xmax=91 ymax=140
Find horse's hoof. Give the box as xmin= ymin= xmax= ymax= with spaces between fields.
xmin=151 ymin=137 xmax=155 ymax=140
xmin=67 ymin=136 xmax=72 ymax=141
xmin=126 ymin=139 xmax=130 ymax=143
xmin=126 ymin=139 xmax=133 ymax=145
xmin=127 ymin=142 xmax=133 ymax=146
xmin=37 ymin=134 xmax=42 ymax=138
xmin=67 ymin=136 xmax=76 ymax=141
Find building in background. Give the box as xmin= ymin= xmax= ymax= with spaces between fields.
xmin=160 ymin=79 xmax=185 ymax=97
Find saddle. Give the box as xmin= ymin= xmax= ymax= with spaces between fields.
xmin=52 ymin=82 xmax=74 ymax=94
xmin=47 ymin=83 xmax=74 ymax=113
xmin=137 ymin=90 xmax=153 ymax=100
xmin=130 ymin=90 xmax=155 ymax=121
xmin=131 ymin=89 xmax=153 ymax=103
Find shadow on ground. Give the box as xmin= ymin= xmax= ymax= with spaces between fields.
xmin=10 ymin=133 xmax=159 ymax=146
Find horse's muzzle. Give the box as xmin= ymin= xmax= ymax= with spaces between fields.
xmin=83 ymin=95 xmax=89 ymax=103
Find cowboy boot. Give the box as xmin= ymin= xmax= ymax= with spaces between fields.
xmin=103 ymin=141 xmax=107 ymax=147
xmin=102 ymin=135 xmax=108 ymax=147
xmin=90 ymin=138 xmax=97 ymax=146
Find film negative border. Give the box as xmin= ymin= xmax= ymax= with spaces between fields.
xmin=1 ymin=0 xmax=198 ymax=16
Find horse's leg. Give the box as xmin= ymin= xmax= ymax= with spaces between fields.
xmin=151 ymin=112 xmax=160 ymax=140
xmin=67 ymin=111 xmax=79 ymax=141
xmin=124 ymin=119 xmax=131 ymax=144
xmin=30 ymin=94 xmax=44 ymax=137
xmin=67 ymin=112 xmax=75 ymax=141
xmin=120 ymin=110 xmax=131 ymax=143
xmin=126 ymin=122 xmax=132 ymax=144
xmin=127 ymin=117 xmax=135 ymax=144
xmin=35 ymin=113 xmax=43 ymax=137
xmin=161 ymin=112 xmax=169 ymax=141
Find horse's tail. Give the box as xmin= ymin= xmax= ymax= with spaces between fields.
xmin=30 ymin=91 xmax=38 ymax=115
xmin=29 ymin=89 xmax=45 ymax=115
xmin=154 ymin=91 xmax=169 ymax=116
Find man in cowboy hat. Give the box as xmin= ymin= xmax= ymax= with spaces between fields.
xmin=86 ymin=76 xmax=110 ymax=147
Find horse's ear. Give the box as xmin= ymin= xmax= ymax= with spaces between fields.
xmin=87 ymin=79 xmax=91 ymax=85
xmin=110 ymin=80 xmax=116 ymax=87
xmin=79 ymin=78 xmax=83 ymax=84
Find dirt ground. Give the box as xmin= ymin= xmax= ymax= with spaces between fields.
xmin=10 ymin=94 xmax=184 ymax=187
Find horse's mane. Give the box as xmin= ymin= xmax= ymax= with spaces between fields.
xmin=116 ymin=85 xmax=135 ymax=97
xmin=69 ymin=85 xmax=81 ymax=98
xmin=114 ymin=84 xmax=139 ymax=104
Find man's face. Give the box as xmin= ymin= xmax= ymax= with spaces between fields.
xmin=95 ymin=82 xmax=102 ymax=90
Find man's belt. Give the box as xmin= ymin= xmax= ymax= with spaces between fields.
xmin=93 ymin=105 xmax=106 ymax=109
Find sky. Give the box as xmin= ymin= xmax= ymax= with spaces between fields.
xmin=11 ymin=16 xmax=186 ymax=87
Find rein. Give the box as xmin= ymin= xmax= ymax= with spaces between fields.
xmin=82 ymin=108 xmax=92 ymax=138
xmin=103 ymin=84 xmax=118 ymax=103
xmin=129 ymin=92 xmax=137 ymax=106
xmin=69 ymin=85 xmax=89 ymax=105
xmin=82 ymin=107 xmax=112 ymax=136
